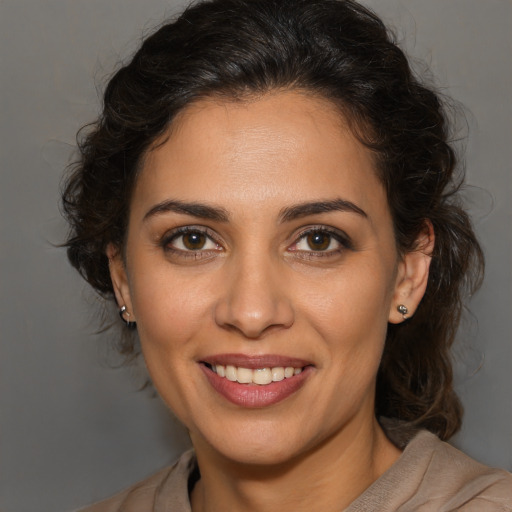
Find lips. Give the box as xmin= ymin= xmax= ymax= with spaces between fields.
xmin=199 ymin=354 xmax=313 ymax=408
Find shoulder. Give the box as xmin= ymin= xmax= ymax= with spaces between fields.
xmin=418 ymin=432 xmax=512 ymax=511
xmin=347 ymin=428 xmax=512 ymax=511
xmin=77 ymin=450 xmax=196 ymax=512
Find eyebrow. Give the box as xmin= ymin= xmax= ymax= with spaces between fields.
xmin=143 ymin=199 xmax=229 ymax=223
xmin=143 ymin=197 xmax=367 ymax=224
xmin=278 ymin=198 xmax=368 ymax=223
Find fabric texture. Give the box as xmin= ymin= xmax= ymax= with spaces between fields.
xmin=79 ymin=429 xmax=512 ymax=511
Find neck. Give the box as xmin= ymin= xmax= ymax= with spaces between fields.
xmin=190 ymin=416 xmax=401 ymax=512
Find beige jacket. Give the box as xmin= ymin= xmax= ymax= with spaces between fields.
xmin=80 ymin=429 xmax=512 ymax=511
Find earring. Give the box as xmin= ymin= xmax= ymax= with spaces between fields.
xmin=119 ymin=305 xmax=137 ymax=329
xmin=397 ymin=304 xmax=408 ymax=320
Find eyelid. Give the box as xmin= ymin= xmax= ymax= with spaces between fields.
xmin=288 ymin=225 xmax=354 ymax=252
xmin=160 ymin=225 xmax=224 ymax=253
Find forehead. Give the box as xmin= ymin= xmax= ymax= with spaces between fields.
xmin=135 ymin=91 xmax=387 ymax=220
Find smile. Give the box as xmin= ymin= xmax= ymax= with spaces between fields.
xmin=200 ymin=357 xmax=313 ymax=408
xmin=209 ymin=364 xmax=303 ymax=385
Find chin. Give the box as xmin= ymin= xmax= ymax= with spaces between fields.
xmin=191 ymin=419 xmax=312 ymax=468
xmin=220 ymin=441 xmax=304 ymax=468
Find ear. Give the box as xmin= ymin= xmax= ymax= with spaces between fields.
xmin=388 ymin=221 xmax=434 ymax=324
xmin=106 ymin=243 xmax=135 ymax=322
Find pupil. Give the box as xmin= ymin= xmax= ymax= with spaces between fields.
xmin=307 ymin=232 xmax=330 ymax=250
xmin=184 ymin=232 xmax=206 ymax=250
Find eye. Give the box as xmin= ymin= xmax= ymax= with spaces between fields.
xmin=174 ymin=231 xmax=212 ymax=251
xmin=162 ymin=227 xmax=221 ymax=254
xmin=288 ymin=226 xmax=351 ymax=256
xmin=299 ymin=231 xmax=336 ymax=251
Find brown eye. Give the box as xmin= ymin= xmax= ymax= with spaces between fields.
xmin=182 ymin=232 xmax=207 ymax=250
xmin=289 ymin=227 xmax=348 ymax=255
xmin=164 ymin=228 xmax=220 ymax=253
xmin=306 ymin=232 xmax=331 ymax=251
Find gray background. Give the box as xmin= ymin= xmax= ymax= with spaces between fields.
xmin=1 ymin=1 xmax=510 ymax=511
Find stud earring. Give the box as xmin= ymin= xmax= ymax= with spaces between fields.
xmin=119 ymin=305 xmax=137 ymax=329
xmin=397 ymin=304 xmax=408 ymax=319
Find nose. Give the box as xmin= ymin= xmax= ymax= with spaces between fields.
xmin=214 ymin=253 xmax=295 ymax=339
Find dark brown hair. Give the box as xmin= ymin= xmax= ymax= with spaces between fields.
xmin=62 ymin=0 xmax=484 ymax=440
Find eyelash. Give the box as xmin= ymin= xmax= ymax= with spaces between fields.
xmin=160 ymin=226 xmax=222 ymax=260
xmin=288 ymin=226 xmax=353 ymax=259
xmin=159 ymin=225 xmax=353 ymax=261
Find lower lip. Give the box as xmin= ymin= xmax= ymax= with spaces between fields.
xmin=200 ymin=365 xmax=312 ymax=408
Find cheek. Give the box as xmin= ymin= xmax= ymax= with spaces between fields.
xmin=302 ymin=260 xmax=395 ymax=330
xmin=127 ymin=269 xmax=212 ymax=420
xmin=298 ymin=260 xmax=394 ymax=375
xmin=128 ymin=264 xmax=212 ymax=352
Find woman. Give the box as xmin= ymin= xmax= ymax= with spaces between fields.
xmin=62 ymin=0 xmax=512 ymax=510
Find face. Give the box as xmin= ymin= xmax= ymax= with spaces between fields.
xmin=110 ymin=91 xmax=424 ymax=466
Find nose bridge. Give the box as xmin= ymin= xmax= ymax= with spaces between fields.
xmin=214 ymin=245 xmax=294 ymax=338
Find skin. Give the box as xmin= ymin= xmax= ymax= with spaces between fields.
xmin=109 ymin=91 xmax=432 ymax=512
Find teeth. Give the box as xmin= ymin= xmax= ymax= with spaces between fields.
xmin=236 ymin=367 xmax=253 ymax=384
xmin=212 ymin=364 xmax=304 ymax=385
xmin=225 ymin=365 xmax=237 ymax=382
xmin=253 ymin=368 xmax=272 ymax=385
xmin=284 ymin=366 xmax=295 ymax=378
xmin=271 ymin=367 xmax=285 ymax=382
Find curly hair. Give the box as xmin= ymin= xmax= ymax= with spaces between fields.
xmin=62 ymin=0 xmax=484 ymax=440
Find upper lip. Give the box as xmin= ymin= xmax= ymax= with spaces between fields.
xmin=200 ymin=353 xmax=312 ymax=369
